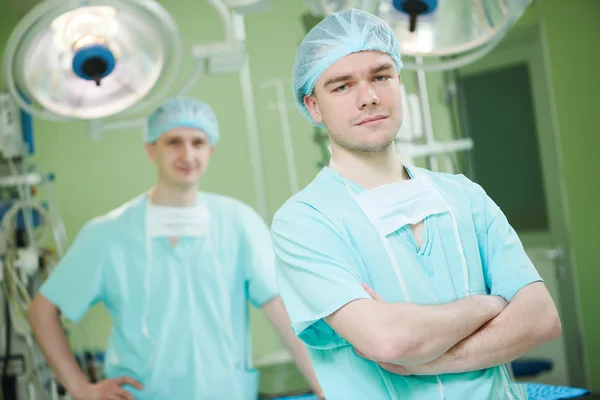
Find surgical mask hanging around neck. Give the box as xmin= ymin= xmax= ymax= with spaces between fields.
xmin=146 ymin=202 xmax=210 ymax=238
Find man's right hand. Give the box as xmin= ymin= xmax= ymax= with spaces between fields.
xmin=75 ymin=377 xmax=143 ymax=400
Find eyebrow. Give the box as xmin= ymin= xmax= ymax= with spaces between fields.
xmin=323 ymin=74 xmax=353 ymax=88
xmin=323 ymin=63 xmax=396 ymax=88
xmin=165 ymin=135 xmax=206 ymax=141
xmin=370 ymin=63 xmax=395 ymax=75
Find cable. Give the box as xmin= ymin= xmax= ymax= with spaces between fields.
xmin=6 ymin=160 xmax=36 ymax=250
xmin=2 ymin=298 xmax=12 ymax=378
xmin=1 ymin=200 xmax=51 ymax=251
xmin=1 ymin=253 xmax=45 ymax=399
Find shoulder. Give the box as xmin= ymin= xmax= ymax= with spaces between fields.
xmin=272 ymin=168 xmax=352 ymax=233
xmin=202 ymin=191 xmax=262 ymax=222
xmin=201 ymin=192 xmax=272 ymax=246
xmin=80 ymin=195 xmax=146 ymax=239
xmin=414 ymin=167 xmax=500 ymax=225
xmin=415 ymin=167 xmax=487 ymax=205
xmin=415 ymin=167 xmax=478 ymax=189
xmin=274 ymin=168 xmax=351 ymax=216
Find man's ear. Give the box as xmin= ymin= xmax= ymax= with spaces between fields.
xmin=304 ymin=94 xmax=323 ymax=124
xmin=145 ymin=142 xmax=157 ymax=162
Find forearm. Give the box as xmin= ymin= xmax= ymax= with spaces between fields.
xmin=381 ymin=294 xmax=504 ymax=365
xmin=413 ymin=283 xmax=561 ymax=375
xmin=28 ymin=296 xmax=89 ymax=398
xmin=263 ymin=297 xmax=322 ymax=396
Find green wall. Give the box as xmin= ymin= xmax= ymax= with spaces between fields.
xmin=537 ymin=0 xmax=600 ymax=391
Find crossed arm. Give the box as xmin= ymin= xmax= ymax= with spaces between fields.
xmin=379 ymin=282 xmax=561 ymax=376
xmin=326 ymin=281 xmax=561 ymax=376
xmin=325 ymin=289 xmax=508 ymax=366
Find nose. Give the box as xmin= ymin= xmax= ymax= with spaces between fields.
xmin=181 ymin=142 xmax=194 ymax=162
xmin=357 ymin=82 xmax=380 ymax=110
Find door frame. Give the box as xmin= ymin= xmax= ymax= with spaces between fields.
xmin=454 ymin=17 xmax=588 ymax=388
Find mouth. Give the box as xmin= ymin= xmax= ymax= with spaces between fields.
xmin=177 ymin=166 xmax=196 ymax=174
xmin=356 ymin=115 xmax=388 ymax=126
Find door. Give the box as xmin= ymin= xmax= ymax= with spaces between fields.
xmin=455 ymin=24 xmax=586 ymax=388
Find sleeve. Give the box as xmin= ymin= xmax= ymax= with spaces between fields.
xmin=39 ymin=221 xmax=107 ymax=322
xmin=473 ymin=183 xmax=543 ymax=302
xmin=270 ymin=201 xmax=370 ymax=350
xmin=239 ymin=204 xmax=279 ymax=308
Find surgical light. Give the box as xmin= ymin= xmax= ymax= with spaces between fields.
xmin=3 ymin=0 xmax=182 ymax=121
xmin=302 ymin=0 xmax=532 ymax=71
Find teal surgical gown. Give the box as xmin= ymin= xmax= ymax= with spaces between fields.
xmin=271 ymin=166 xmax=542 ymax=400
xmin=40 ymin=192 xmax=278 ymax=399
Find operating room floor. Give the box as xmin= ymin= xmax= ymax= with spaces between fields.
xmin=258 ymin=361 xmax=313 ymax=398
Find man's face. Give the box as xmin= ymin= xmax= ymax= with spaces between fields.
xmin=304 ymin=51 xmax=403 ymax=154
xmin=146 ymin=127 xmax=214 ymax=189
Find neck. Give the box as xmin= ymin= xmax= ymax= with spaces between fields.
xmin=149 ymin=179 xmax=198 ymax=207
xmin=330 ymin=141 xmax=407 ymax=189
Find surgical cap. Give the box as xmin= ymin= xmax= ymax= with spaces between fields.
xmin=144 ymin=97 xmax=220 ymax=144
xmin=292 ymin=8 xmax=403 ymax=127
